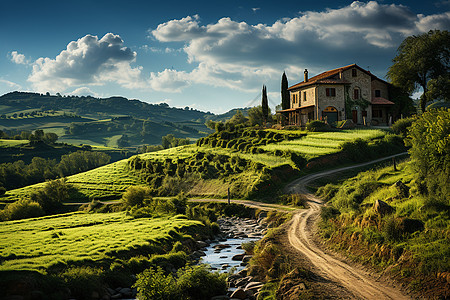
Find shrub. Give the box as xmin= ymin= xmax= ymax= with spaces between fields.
xmin=1 ymin=199 xmax=44 ymax=221
xmin=0 ymin=186 xmax=6 ymax=196
xmin=59 ymin=266 xmax=104 ymax=300
xmin=134 ymin=266 xmax=179 ymax=300
xmin=392 ymin=117 xmax=415 ymax=137
xmin=320 ymin=206 xmax=340 ymax=222
xmin=306 ymin=120 xmax=328 ymax=132
xmin=122 ymin=186 xmax=152 ymax=208
xmin=30 ymin=178 xmax=72 ymax=214
xmin=176 ymin=265 xmax=227 ymax=300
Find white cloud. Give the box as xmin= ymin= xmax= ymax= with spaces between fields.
xmin=149 ymin=69 xmax=190 ymax=92
xmin=10 ymin=51 xmax=28 ymax=65
xmin=0 ymin=79 xmax=22 ymax=89
xmin=28 ymin=33 xmax=146 ymax=93
xmin=69 ymin=87 xmax=99 ymax=97
xmin=151 ymin=1 xmax=450 ymax=93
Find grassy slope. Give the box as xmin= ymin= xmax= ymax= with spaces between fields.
xmin=317 ymin=161 xmax=449 ymax=297
xmin=0 ymin=212 xmax=201 ymax=272
xmin=2 ymin=128 xmax=390 ymax=203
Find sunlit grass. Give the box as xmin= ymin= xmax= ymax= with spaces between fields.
xmin=0 ymin=212 xmax=202 ymax=272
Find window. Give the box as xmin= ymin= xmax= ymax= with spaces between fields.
xmin=352 ymin=69 xmax=357 ymax=77
xmin=373 ymin=109 xmax=382 ymax=118
xmin=326 ymin=88 xmax=336 ymax=97
xmin=353 ymin=88 xmax=360 ymax=100
xmin=375 ymin=90 xmax=381 ymax=97
xmin=303 ymin=91 xmax=307 ymax=101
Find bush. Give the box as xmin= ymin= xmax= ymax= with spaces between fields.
xmin=134 ymin=265 xmax=226 ymax=300
xmin=0 ymin=199 xmax=44 ymax=221
xmin=134 ymin=266 xmax=178 ymax=300
xmin=176 ymin=265 xmax=227 ymax=300
xmin=0 ymin=186 xmax=5 ymax=196
xmin=30 ymin=178 xmax=72 ymax=214
xmin=122 ymin=186 xmax=152 ymax=208
xmin=320 ymin=206 xmax=340 ymax=222
xmin=392 ymin=117 xmax=415 ymax=137
xmin=59 ymin=266 xmax=104 ymax=300
xmin=306 ymin=120 xmax=328 ymax=132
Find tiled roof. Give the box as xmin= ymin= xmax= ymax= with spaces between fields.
xmin=372 ymin=97 xmax=395 ymax=105
xmin=288 ymin=64 xmax=389 ymax=90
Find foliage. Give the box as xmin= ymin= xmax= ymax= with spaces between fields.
xmin=425 ymin=73 xmax=450 ymax=103
xmin=281 ymin=72 xmax=289 ymax=110
xmin=29 ymin=179 xmax=73 ymax=214
xmin=387 ymin=30 xmax=450 ymax=112
xmin=121 ymin=185 xmax=151 ymax=208
xmin=306 ymin=120 xmax=328 ymax=132
xmin=0 ymin=199 xmax=44 ymax=221
xmin=59 ymin=266 xmax=104 ymax=300
xmin=134 ymin=265 xmax=227 ymax=300
xmin=262 ymin=85 xmax=269 ymax=124
xmin=161 ymin=134 xmax=190 ymax=149
xmin=0 ymin=151 xmax=110 ymax=191
xmin=248 ymin=105 xmax=273 ymax=126
xmin=391 ymin=117 xmax=415 ymax=137
xmin=388 ymin=85 xmax=416 ymax=118
xmin=405 ymin=109 xmax=449 ymax=203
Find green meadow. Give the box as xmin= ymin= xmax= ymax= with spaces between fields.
xmin=261 ymin=129 xmax=386 ymax=159
xmin=0 ymin=211 xmax=202 ymax=272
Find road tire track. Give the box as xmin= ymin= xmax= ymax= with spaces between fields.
xmin=285 ymin=153 xmax=409 ymax=299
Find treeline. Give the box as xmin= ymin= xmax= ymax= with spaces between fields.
xmin=0 ymin=151 xmax=110 ymax=191
xmin=0 ymin=129 xmax=58 ymax=143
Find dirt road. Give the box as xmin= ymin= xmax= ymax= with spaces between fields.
xmin=285 ymin=153 xmax=410 ymax=299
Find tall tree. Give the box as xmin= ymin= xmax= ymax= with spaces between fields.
xmin=281 ymin=72 xmax=289 ymax=110
xmin=387 ymin=30 xmax=450 ymax=113
xmin=261 ymin=85 xmax=269 ymax=124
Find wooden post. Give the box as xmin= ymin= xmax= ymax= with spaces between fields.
xmin=393 ymin=157 xmax=397 ymax=171
xmin=227 ymin=187 xmax=231 ymax=205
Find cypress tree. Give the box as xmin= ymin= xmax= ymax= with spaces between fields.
xmin=261 ymin=85 xmax=269 ymax=125
xmin=281 ymin=72 xmax=289 ymax=110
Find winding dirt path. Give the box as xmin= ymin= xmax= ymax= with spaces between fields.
xmin=285 ymin=153 xmax=409 ymax=299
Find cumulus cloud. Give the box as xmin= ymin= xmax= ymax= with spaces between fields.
xmin=28 ymin=33 xmax=146 ymax=92
xmin=149 ymin=69 xmax=190 ymax=92
xmin=10 ymin=51 xmax=28 ymax=65
xmin=150 ymin=1 xmax=450 ymax=92
xmin=69 ymin=87 xmax=99 ymax=97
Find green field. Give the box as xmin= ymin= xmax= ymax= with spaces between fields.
xmin=0 ymin=139 xmax=29 ymax=148
xmin=261 ymin=129 xmax=386 ymax=159
xmin=0 ymin=211 xmax=202 ymax=272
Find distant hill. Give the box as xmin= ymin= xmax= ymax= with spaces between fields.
xmin=0 ymin=92 xmax=248 ymax=147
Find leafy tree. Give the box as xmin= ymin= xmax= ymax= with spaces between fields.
xmin=43 ymin=132 xmax=58 ymax=144
xmin=281 ymin=72 xmax=289 ymax=110
xmin=387 ymin=30 xmax=450 ymax=112
xmin=425 ymin=74 xmax=450 ymax=103
xmin=248 ymin=106 xmax=264 ymax=126
xmin=261 ymin=85 xmax=269 ymax=124
xmin=405 ymin=109 xmax=449 ymax=203
xmin=30 ymin=179 xmax=72 ymax=214
xmin=122 ymin=186 xmax=152 ymax=208
xmin=226 ymin=110 xmax=247 ymax=126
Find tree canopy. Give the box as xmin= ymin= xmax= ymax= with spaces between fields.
xmin=387 ymin=30 xmax=450 ymax=112
xmin=281 ymin=72 xmax=289 ymax=110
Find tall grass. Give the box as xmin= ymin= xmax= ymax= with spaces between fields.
xmin=0 ymin=212 xmax=201 ymax=272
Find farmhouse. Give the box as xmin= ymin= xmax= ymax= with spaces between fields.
xmin=278 ymin=64 xmax=394 ymax=126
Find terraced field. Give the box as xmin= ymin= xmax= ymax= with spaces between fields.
xmin=261 ymin=129 xmax=386 ymax=159
xmin=0 ymin=212 xmax=201 ymax=272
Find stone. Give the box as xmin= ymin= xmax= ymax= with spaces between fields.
xmin=196 ymin=240 xmax=209 ymax=248
xmin=106 ymin=288 xmax=116 ymax=295
xmin=119 ymin=287 xmax=133 ymax=297
xmin=245 ymin=281 xmax=264 ymax=291
xmin=214 ymin=244 xmax=231 ymax=250
xmin=242 ymin=255 xmax=253 ymax=263
xmin=373 ymin=199 xmax=394 ymax=215
xmin=230 ymin=287 xmax=248 ymax=300
xmin=232 ymin=253 xmax=245 ymax=261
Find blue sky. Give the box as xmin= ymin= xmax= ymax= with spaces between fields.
xmin=1 ymin=1 xmax=449 ymax=113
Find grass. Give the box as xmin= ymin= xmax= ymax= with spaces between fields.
xmin=0 ymin=139 xmax=29 ymax=148
xmin=0 ymin=211 xmax=202 ymax=272
xmin=260 ymin=129 xmax=386 ymax=159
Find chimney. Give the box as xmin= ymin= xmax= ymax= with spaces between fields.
xmin=304 ymin=69 xmax=308 ymax=82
